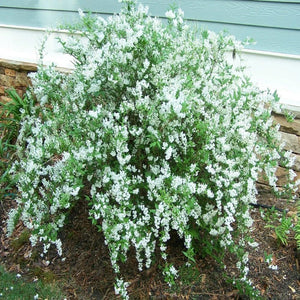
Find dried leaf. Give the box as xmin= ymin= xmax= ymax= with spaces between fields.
xmin=289 ymin=285 xmax=296 ymax=293
xmin=201 ymin=274 xmax=206 ymax=284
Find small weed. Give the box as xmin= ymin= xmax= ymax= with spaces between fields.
xmin=178 ymin=263 xmax=202 ymax=287
xmin=295 ymin=200 xmax=300 ymax=249
xmin=11 ymin=230 xmax=31 ymax=251
xmin=0 ymin=88 xmax=35 ymax=157
xmin=263 ymin=251 xmax=273 ymax=264
xmin=262 ymin=206 xmax=292 ymax=246
xmin=42 ymin=271 xmax=56 ymax=284
xmin=31 ymin=267 xmax=56 ymax=284
xmin=263 ymin=251 xmax=278 ymax=270
xmin=284 ymin=110 xmax=295 ymax=123
xmin=167 ymin=262 xmax=202 ymax=296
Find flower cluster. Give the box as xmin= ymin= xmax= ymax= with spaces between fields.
xmin=8 ymin=0 xmax=298 ymax=298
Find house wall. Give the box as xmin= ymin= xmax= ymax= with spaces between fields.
xmin=0 ymin=0 xmax=300 ymax=54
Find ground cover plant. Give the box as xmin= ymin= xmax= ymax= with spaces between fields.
xmin=5 ymin=0 xmax=299 ymax=298
xmin=0 ymin=264 xmax=65 ymax=300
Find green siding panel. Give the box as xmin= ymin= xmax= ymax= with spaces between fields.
xmin=0 ymin=8 xmax=81 ymax=29
xmin=0 ymin=1 xmax=122 ymax=13
xmin=254 ymin=1 xmax=300 ymax=3
xmin=143 ymin=0 xmax=300 ymax=30
xmin=1 ymin=0 xmax=299 ymax=29
xmin=198 ymin=21 xmax=300 ymax=55
xmin=0 ymin=0 xmax=299 ymax=55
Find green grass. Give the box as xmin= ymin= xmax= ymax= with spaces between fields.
xmin=0 ymin=265 xmax=65 ymax=300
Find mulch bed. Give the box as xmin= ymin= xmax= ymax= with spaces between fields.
xmin=1 ymin=191 xmax=300 ymax=299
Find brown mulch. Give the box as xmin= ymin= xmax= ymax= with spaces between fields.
xmin=1 ymin=190 xmax=300 ymax=299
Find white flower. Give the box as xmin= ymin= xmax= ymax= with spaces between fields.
xmin=210 ymin=229 xmax=219 ymax=236
xmin=165 ymin=146 xmax=173 ymax=160
xmin=78 ymin=8 xmax=85 ymax=19
xmin=165 ymin=10 xmax=175 ymax=19
xmin=289 ymin=169 xmax=297 ymax=180
xmin=114 ymin=278 xmax=129 ymax=300
xmin=248 ymin=241 xmax=259 ymax=248
xmin=70 ymin=187 xmax=80 ymax=196
xmin=89 ymin=110 xmax=98 ymax=118
xmin=207 ymin=190 xmax=214 ymax=198
xmin=177 ymin=8 xmax=184 ymax=18
xmin=143 ymin=59 xmax=150 ymax=69
xmin=169 ymin=265 xmax=178 ymax=277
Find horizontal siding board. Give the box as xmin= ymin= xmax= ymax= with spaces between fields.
xmin=182 ymin=0 xmax=300 ymax=30
xmin=254 ymin=1 xmax=300 ymax=3
xmin=0 ymin=0 xmax=121 ymax=12
xmin=154 ymin=0 xmax=300 ymax=30
xmin=5 ymin=0 xmax=300 ymax=6
xmin=0 ymin=8 xmax=81 ymax=29
xmin=0 ymin=1 xmax=299 ymax=30
xmin=139 ymin=1 xmax=300 ymax=30
xmin=197 ymin=21 xmax=300 ymax=55
xmin=0 ymin=10 xmax=299 ymax=54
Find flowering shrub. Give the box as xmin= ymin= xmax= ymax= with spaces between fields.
xmin=7 ymin=0 xmax=299 ymax=298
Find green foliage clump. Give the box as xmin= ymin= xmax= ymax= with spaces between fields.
xmin=295 ymin=201 xmax=300 ymax=249
xmin=0 ymin=89 xmax=34 ymax=147
xmin=0 ymin=89 xmax=35 ymax=199
xmin=262 ymin=206 xmax=293 ymax=246
xmin=6 ymin=0 xmax=299 ymax=298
